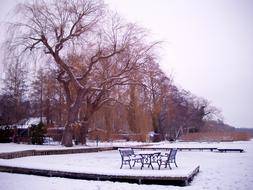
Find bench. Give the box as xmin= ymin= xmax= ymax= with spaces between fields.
xmin=118 ymin=148 xmax=142 ymax=169
xmin=217 ymin=148 xmax=244 ymax=153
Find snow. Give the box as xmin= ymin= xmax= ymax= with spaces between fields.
xmin=15 ymin=117 xmax=46 ymax=129
xmin=150 ymin=141 xmax=247 ymax=150
xmin=0 ymin=173 xmax=177 ymax=190
xmin=0 ymin=150 xmax=197 ymax=177
xmin=0 ymin=140 xmax=253 ymax=190
xmin=0 ymin=141 xmax=146 ymax=153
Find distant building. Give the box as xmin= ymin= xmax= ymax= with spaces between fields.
xmin=0 ymin=117 xmax=47 ymax=143
xmin=14 ymin=117 xmax=46 ymax=129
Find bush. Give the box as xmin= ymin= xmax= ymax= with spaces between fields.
xmin=30 ymin=122 xmax=47 ymax=145
xmin=0 ymin=126 xmax=13 ymax=143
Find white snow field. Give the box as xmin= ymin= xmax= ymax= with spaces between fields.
xmin=0 ymin=140 xmax=253 ymax=190
xmin=0 ymin=141 xmax=145 ymax=153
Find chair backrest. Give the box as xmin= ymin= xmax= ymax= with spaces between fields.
xmin=169 ymin=148 xmax=177 ymax=160
xmin=151 ymin=152 xmax=161 ymax=163
xmin=118 ymin=148 xmax=134 ymax=158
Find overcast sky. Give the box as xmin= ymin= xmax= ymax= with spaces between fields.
xmin=1 ymin=0 xmax=253 ymax=128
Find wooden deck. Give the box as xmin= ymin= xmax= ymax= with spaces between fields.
xmin=114 ymin=146 xmax=245 ymax=152
xmin=0 ymin=146 xmax=244 ymax=160
xmin=0 ymin=145 xmax=245 ymax=186
xmin=0 ymin=146 xmax=201 ymax=186
xmin=0 ymin=164 xmax=200 ymax=186
xmin=114 ymin=146 xmax=218 ymax=152
xmin=0 ymin=146 xmax=203 ymax=186
xmin=0 ymin=147 xmax=113 ymax=159
xmin=217 ymin=148 xmax=244 ymax=153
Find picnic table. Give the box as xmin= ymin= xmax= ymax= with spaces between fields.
xmin=136 ymin=151 xmax=161 ymax=170
xmin=118 ymin=148 xmax=179 ymax=170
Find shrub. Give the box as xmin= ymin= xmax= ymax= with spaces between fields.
xmin=0 ymin=126 xmax=13 ymax=143
xmin=30 ymin=122 xmax=47 ymax=145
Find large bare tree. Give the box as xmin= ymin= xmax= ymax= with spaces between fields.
xmin=5 ymin=0 xmax=157 ymax=146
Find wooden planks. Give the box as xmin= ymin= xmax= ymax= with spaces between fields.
xmin=217 ymin=148 xmax=244 ymax=153
xmin=0 ymin=147 xmax=113 ymax=159
xmin=114 ymin=146 xmax=218 ymax=152
xmin=114 ymin=147 xmax=245 ymax=153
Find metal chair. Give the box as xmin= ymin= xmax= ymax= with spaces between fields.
xmin=158 ymin=148 xmax=178 ymax=169
xmin=118 ymin=148 xmax=142 ymax=169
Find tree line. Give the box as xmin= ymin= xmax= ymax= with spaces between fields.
xmin=0 ymin=0 xmax=221 ymax=146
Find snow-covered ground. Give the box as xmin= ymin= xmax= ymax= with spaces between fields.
xmin=0 ymin=141 xmax=146 ymax=153
xmin=0 ymin=140 xmax=253 ymax=190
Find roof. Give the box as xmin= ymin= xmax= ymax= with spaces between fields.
xmin=15 ymin=117 xmax=46 ymax=129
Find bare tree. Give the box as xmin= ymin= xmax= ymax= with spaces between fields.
xmin=1 ymin=57 xmax=29 ymax=124
xmin=5 ymin=0 xmax=158 ymax=146
xmin=31 ymin=67 xmax=65 ymax=125
xmin=142 ymin=61 xmax=171 ymax=133
xmin=157 ymin=83 xmax=223 ymax=140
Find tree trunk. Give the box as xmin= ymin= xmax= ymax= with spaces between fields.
xmin=80 ymin=120 xmax=89 ymax=145
xmin=105 ymin=107 xmax=112 ymax=140
xmin=61 ymin=105 xmax=80 ymax=147
xmin=61 ymin=124 xmax=73 ymax=147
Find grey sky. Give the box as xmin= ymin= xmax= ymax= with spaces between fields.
xmin=0 ymin=0 xmax=253 ymax=128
